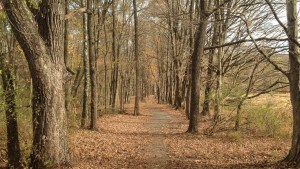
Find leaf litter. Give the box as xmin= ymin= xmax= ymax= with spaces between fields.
xmin=66 ymin=98 xmax=289 ymax=169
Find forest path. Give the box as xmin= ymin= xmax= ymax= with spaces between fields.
xmin=70 ymin=97 xmax=288 ymax=169
xmin=70 ymin=97 xmax=181 ymax=169
xmin=143 ymin=104 xmax=175 ymax=168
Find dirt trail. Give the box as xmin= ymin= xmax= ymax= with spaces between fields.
xmin=144 ymin=106 xmax=175 ymax=168
xmin=70 ymin=99 xmax=289 ymax=169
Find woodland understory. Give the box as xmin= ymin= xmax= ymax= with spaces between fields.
xmin=0 ymin=0 xmax=300 ymax=168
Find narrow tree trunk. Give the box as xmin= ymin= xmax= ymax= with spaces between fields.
xmin=187 ymin=0 xmax=208 ymax=133
xmin=81 ymin=0 xmax=89 ymax=128
xmin=201 ymin=14 xmax=219 ymax=116
xmin=64 ymin=0 xmax=71 ymax=113
xmin=284 ymin=0 xmax=300 ymax=166
xmin=133 ymin=0 xmax=140 ymax=115
xmin=110 ymin=0 xmax=118 ymax=109
xmin=71 ymin=66 xmax=84 ymax=97
xmin=235 ymin=100 xmax=244 ymax=131
xmin=87 ymin=0 xmax=98 ymax=130
xmin=213 ymin=0 xmax=223 ymax=122
xmin=119 ymin=75 xmax=124 ymax=112
xmin=185 ymin=0 xmax=194 ymax=119
xmin=0 ymin=36 xmax=21 ymax=169
xmin=104 ymin=23 xmax=108 ymax=110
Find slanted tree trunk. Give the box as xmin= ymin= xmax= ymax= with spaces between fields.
xmin=133 ymin=0 xmax=140 ymax=115
xmin=201 ymin=11 xmax=219 ymax=116
xmin=0 ymin=34 xmax=21 ymax=169
xmin=71 ymin=66 xmax=84 ymax=97
xmin=3 ymin=1 xmax=70 ymax=167
xmin=235 ymin=61 xmax=260 ymax=131
xmin=87 ymin=0 xmax=98 ymax=130
xmin=187 ymin=0 xmax=209 ymax=133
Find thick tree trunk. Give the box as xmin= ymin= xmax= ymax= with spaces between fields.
xmin=0 ymin=38 xmax=21 ymax=169
xmin=133 ymin=0 xmax=140 ymax=115
xmin=187 ymin=0 xmax=208 ymax=133
xmin=30 ymin=63 xmax=69 ymax=168
xmin=3 ymin=1 xmax=70 ymax=167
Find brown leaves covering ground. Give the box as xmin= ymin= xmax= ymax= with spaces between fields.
xmin=69 ymin=97 xmax=290 ymax=169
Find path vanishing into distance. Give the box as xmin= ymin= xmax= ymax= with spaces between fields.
xmin=69 ymin=97 xmax=289 ymax=169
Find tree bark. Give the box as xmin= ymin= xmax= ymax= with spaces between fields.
xmin=110 ymin=0 xmax=119 ymax=110
xmin=284 ymin=0 xmax=300 ymax=166
xmin=187 ymin=0 xmax=209 ymax=133
xmin=87 ymin=0 xmax=98 ymax=130
xmin=185 ymin=0 xmax=195 ymax=119
xmin=0 ymin=34 xmax=21 ymax=169
xmin=3 ymin=1 xmax=70 ymax=167
xmin=133 ymin=0 xmax=140 ymax=115
xmin=81 ymin=0 xmax=89 ymax=128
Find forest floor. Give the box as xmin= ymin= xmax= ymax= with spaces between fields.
xmin=69 ymin=96 xmax=290 ymax=169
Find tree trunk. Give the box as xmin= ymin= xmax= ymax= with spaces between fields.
xmin=110 ymin=0 xmax=118 ymax=109
xmin=71 ymin=66 xmax=84 ymax=97
xmin=187 ymin=0 xmax=209 ymax=133
xmin=87 ymin=0 xmax=98 ymax=130
xmin=185 ymin=0 xmax=194 ymax=119
xmin=81 ymin=0 xmax=89 ymax=128
xmin=201 ymin=12 xmax=219 ymax=116
xmin=213 ymin=0 xmax=224 ymax=122
xmin=284 ymin=0 xmax=300 ymax=166
xmin=3 ymin=1 xmax=70 ymax=167
xmin=0 ymin=35 xmax=21 ymax=169
xmin=235 ymin=100 xmax=244 ymax=131
xmin=64 ymin=0 xmax=71 ymax=113
xmin=133 ymin=0 xmax=140 ymax=116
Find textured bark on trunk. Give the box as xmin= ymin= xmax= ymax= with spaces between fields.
xmin=284 ymin=0 xmax=300 ymax=166
xmin=87 ymin=0 xmax=98 ymax=130
xmin=81 ymin=0 xmax=89 ymax=128
xmin=185 ymin=0 xmax=194 ymax=119
xmin=110 ymin=0 xmax=118 ymax=109
xmin=187 ymin=0 xmax=208 ymax=133
xmin=213 ymin=0 xmax=224 ymax=122
xmin=3 ymin=1 xmax=70 ymax=167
